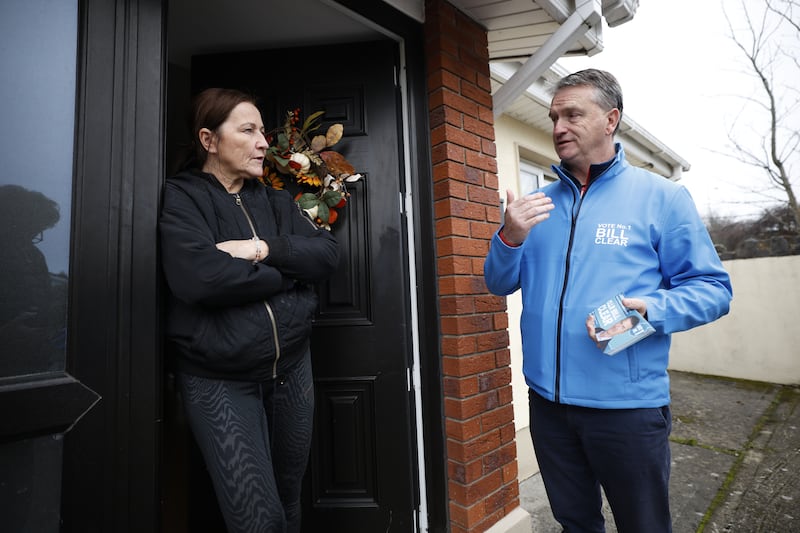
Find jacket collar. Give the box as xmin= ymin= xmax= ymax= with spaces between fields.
xmin=552 ymin=143 xmax=626 ymax=192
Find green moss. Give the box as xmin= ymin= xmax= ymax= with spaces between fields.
xmin=673 ymin=414 xmax=696 ymax=424
xmin=695 ymin=385 xmax=788 ymax=532
xmin=670 ymin=436 xmax=697 ymax=446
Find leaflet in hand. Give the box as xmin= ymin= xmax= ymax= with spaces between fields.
xmin=591 ymin=293 xmax=655 ymax=355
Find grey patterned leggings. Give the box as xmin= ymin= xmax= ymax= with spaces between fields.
xmin=177 ymin=350 xmax=314 ymax=533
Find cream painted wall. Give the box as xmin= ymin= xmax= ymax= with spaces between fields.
xmin=494 ymin=115 xmax=557 ymax=434
xmin=494 ymin=115 xmax=558 ymax=480
xmin=670 ymin=255 xmax=800 ymax=385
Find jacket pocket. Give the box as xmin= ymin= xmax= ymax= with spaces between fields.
xmin=626 ymin=344 xmax=641 ymax=382
xmin=190 ymin=303 xmax=274 ymax=372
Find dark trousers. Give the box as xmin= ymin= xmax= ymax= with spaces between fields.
xmin=178 ymin=349 xmax=314 ymax=533
xmin=529 ymin=389 xmax=672 ymax=533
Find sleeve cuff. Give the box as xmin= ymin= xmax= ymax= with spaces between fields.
xmin=498 ymin=228 xmax=521 ymax=248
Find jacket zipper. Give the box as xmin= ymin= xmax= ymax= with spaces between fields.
xmin=554 ymin=180 xmax=585 ymax=403
xmin=233 ymin=193 xmax=281 ymax=378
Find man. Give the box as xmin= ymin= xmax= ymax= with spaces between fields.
xmin=484 ymin=69 xmax=732 ymax=532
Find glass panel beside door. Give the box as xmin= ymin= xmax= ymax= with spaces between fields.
xmin=0 ymin=0 xmax=77 ymax=378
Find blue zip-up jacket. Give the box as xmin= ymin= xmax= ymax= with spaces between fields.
xmin=484 ymin=145 xmax=732 ymax=409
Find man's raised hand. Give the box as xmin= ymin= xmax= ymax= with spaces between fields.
xmin=502 ymin=189 xmax=554 ymax=244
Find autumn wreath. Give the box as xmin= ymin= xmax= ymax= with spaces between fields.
xmin=261 ymin=109 xmax=363 ymax=229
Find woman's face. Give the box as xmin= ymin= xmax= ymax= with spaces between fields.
xmin=203 ymin=102 xmax=268 ymax=181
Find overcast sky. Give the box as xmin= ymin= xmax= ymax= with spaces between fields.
xmin=558 ymin=0 xmax=798 ymax=220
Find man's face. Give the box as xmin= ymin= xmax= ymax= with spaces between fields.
xmin=606 ymin=317 xmax=635 ymax=337
xmin=549 ymin=85 xmax=618 ymax=173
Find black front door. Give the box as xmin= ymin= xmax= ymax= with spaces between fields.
xmin=179 ymin=39 xmax=417 ymax=532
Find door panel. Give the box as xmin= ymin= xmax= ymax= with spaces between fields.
xmin=316 ymin=178 xmax=370 ymax=325
xmin=189 ymin=40 xmax=416 ymax=532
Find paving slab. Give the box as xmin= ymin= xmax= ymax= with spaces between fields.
xmin=669 ymin=372 xmax=778 ymax=452
xmin=669 ymin=441 xmax=735 ymax=531
xmin=705 ymin=386 xmax=800 ymax=533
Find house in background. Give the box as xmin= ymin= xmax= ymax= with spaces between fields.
xmin=0 ymin=1 xmax=688 ymax=532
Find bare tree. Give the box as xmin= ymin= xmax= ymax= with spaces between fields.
xmin=723 ymin=0 xmax=800 ymax=231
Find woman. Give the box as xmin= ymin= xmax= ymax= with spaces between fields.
xmin=160 ymin=88 xmax=339 ymax=533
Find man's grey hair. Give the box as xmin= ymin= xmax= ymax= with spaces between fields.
xmin=553 ymin=69 xmax=624 ymax=134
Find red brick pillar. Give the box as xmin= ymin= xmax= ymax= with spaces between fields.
xmin=424 ymin=1 xmax=520 ymax=531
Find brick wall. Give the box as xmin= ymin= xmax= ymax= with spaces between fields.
xmin=424 ymin=1 xmax=520 ymax=531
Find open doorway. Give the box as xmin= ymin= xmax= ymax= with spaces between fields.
xmin=163 ymin=2 xmax=425 ymax=531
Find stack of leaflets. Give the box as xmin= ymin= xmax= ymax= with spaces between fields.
xmin=591 ymin=293 xmax=655 ymax=356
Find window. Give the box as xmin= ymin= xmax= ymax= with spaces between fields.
xmin=519 ymin=159 xmax=555 ymax=194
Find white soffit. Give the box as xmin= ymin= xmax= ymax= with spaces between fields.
xmin=446 ymin=0 xmax=637 ymax=60
xmin=381 ymin=1 xmax=637 ymax=61
xmin=444 ymin=0 xmax=639 ymax=117
xmin=491 ymin=0 xmax=603 ymax=116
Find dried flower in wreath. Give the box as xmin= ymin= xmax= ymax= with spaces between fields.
xmin=260 ymin=108 xmax=363 ymax=230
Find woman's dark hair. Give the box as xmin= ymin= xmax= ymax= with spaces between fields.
xmin=187 ymin=88 xmax=259 ymax=168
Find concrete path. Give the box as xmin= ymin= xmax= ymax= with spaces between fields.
xmin=519 ymin=370 xmax=800 ymax=532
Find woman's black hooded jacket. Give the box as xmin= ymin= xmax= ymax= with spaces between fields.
xmin=159 ymin=169 xmax=340 ymax=381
